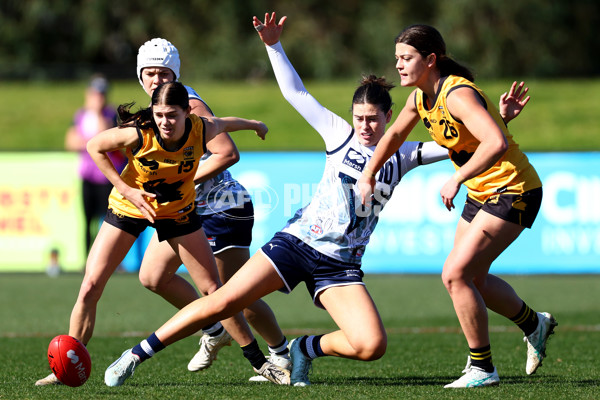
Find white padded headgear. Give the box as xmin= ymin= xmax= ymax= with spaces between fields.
xmin=136 ymin=38 xmax=181 ymax=86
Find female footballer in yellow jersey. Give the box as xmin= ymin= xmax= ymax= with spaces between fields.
xmin=134 ymin=39 xmax=290 ymax=380
xmin=107 ymin=110 xmax=205 ymax=220
xmin=413 ymin=75 xmax=542 ymax=206
xmin=359 ymin=25 xmax=557 ymax=388
xmin=37 ymin=81 xmax=289 ymax=386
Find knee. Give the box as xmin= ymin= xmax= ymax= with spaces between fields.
xmin=441 ymin=270 xmax=454 ymax=294
xmin=138 ymin=271 xmax=163 ymax=293
xmin=352 ymin=334 xmax=387 ymax=361
xmin=441 ymin=262 xmax=467 ymax=295
xmin=209 ymin=288 xmax=247 ymax=320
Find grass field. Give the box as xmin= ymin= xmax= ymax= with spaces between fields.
xmin=1 ymin=78 xmax=600 ymax=152
xmin=1 ymin=273 xmax=599 ymax=399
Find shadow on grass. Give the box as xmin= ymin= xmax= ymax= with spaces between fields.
xmin=314 ymin=374 xmax=600 ymax=388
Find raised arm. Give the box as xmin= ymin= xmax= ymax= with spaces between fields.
xmin=499 ymin=81 xmax=530 ymax=124
xmin=253 ymin=12 xmax=353 ymax=148
xmin=253 ymin=12 xmax=286 ymax=46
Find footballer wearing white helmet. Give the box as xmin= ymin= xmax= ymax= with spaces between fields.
xmin=136 ymin=38 xmax=180 ymax=88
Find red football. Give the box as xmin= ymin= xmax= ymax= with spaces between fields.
xmin=47 ymin=335 xmax=92 ymax=387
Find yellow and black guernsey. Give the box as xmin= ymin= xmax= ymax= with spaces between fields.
xmin=108 ymin=114 xmax=206 ymax=219
xmin=415 ymin=75 xmax=541 ymax=204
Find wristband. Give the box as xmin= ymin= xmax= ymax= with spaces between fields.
xmin=363 ymin=167 xmax=376 ymax=178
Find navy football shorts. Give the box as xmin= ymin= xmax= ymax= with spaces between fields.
xmin=199 ymin=201 xmax=254 ymax=254
xmin=260 ymin=232 xmax=365 ymax=309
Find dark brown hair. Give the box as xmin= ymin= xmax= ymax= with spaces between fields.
xmin=395 ymin=24 xmax=474 ymax=82
xmin=117 ymin=81 xmax=190 ymax=128
xmin=352 ymin=75 xmax=395 ymax=113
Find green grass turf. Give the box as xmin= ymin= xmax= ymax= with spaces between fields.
xmin=0 ymin=273 xmax=599 ymax=399
xmin=1 ymin=78 xmax=599 ymax=152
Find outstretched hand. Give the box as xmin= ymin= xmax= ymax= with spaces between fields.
xmin=499 ymin=81 xmax=530 ymax=123
xmin=253 ymin=12 xmax=287 ymax=46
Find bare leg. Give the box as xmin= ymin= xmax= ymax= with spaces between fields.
xmin=442 ymin=212 xmax=525 ymax=349
xmin=69 ymin=223 xmax=137 ymax=344
xmin=216 ymin=247 xmax=285 ymax=346
xmin=155 ymin=251 xmax=285 ymax=346
xmin=317 ymin=285 xmax=387 ymax=361
xmin=139 ymin=232 xmax=200 ymax=308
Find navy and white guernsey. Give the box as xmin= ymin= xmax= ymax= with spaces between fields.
xmin=266 ymin=42 xmax=448 ymax=265
xmin=184 ymin=85 xmax=250 ymax=216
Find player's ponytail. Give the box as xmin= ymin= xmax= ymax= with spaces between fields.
xmin=352 ymin=75 xmax=395 ymax=113
xmin=117 ymin=81 xmax=190 ymax=129
xmin=117 ymin=103 xmax=153 ymax=129
xmin=395 ymin=24 xmax=474 ymax=82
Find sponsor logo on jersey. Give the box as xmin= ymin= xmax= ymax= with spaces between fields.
xmin=163 ymin=158 xmax=176 ymax=164
xmin=342 ymin=149 xmax=366 ymax=172
xmin=309 ymin=224 xmax=323 ymax=235
xmin=138 ymin=157 xmax=159 ymax=170
xmin=183 ymin=146 xmax=194 ymax=160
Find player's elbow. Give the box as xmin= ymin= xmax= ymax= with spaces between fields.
xmin=496 ymin=137 xmax=509 ymax=156
xmin=228 ymin=148 xmax=240 ymax=166
xmin=484 ymin=135 xmax=508 ymax=163
xmin=220 ymin=146 xmax=240 ymax=169
xmin=85 ymin=139 xmax=97 ymax=156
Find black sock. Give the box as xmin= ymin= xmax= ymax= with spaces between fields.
xmin=132 ymin=332 xmax=166 ymax=362
xmin=469 ymin=344 xmax=494 ymax=373
xmin=241 ymin=339 xmax=268 ymax=370
xmin=510 ymin=302 xmax=539 ymax=336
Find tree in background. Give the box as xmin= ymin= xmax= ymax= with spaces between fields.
xmin=0 ymin=0 xmax=598 ymax=80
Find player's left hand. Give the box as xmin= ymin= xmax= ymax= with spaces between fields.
xmin=499 ymin=81 xmax=530 ymax=123
xmin=253 ymin=12 xmax=287 ymax=46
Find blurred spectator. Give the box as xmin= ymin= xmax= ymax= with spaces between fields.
xmin=46 ymin=248 xmax=61 ymax=277
xmin=65 ymin=74 xmax=126 ymax=259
